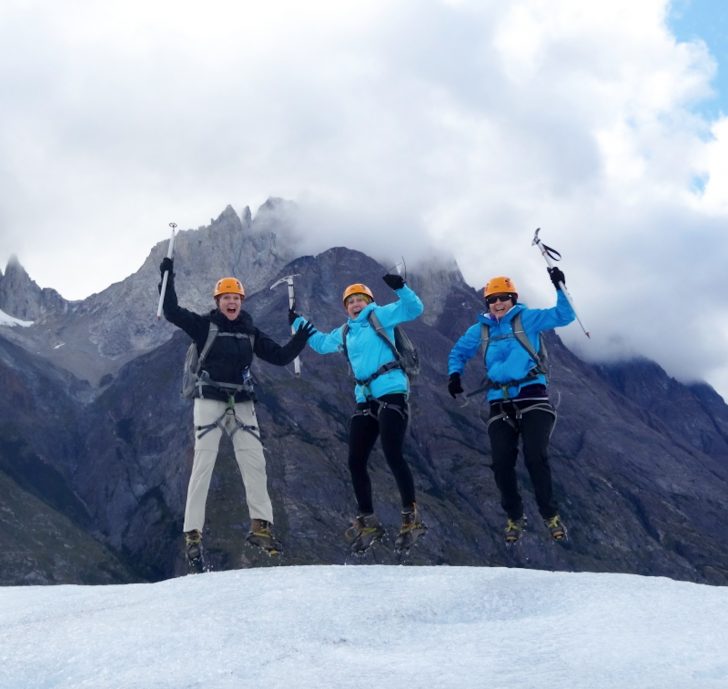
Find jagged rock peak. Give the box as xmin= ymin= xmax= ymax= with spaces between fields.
xmin=0 ymin=255 xmax=68 ymax=321
xmin=208 ymin=201 xmax=293 ymax=237
xmin=210 ymin=205 xmax=244 ymax=230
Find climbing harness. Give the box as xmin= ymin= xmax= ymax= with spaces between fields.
xmin=195 ymin=386 xmax=261 ymax=441
xmin=350 ymin=397 xmax=409 ymax=424
xmin=486 ymin=400 xmax=557 ymax=434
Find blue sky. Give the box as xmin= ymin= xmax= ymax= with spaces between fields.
xmin=669 ymin=0 xmax=728 ymax=117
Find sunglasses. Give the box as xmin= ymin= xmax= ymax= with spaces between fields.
xmin=486 ymin=294 xmax=513 ymax=305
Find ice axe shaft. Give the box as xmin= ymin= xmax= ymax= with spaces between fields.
xmin=532 ymin=228 xmax=590 ymax=338
xmin=156 ymin=223 xmax=177 ymax=320
xmin=270 ymin=274 xmax=302 ymax=376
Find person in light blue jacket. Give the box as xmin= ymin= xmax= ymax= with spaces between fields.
xmin=291 ymin=273 xmax=426 ymax=555
xmin=447 ymin=268 xmax=575 ymax=545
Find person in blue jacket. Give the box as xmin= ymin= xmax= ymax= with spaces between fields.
xmin=447 ymin=268 xmax=575 ymax=544
xmin=291 ymin=273 xmax=426 ymax=554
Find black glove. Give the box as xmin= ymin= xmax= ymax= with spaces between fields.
xmin=160 ymin=257 xmax=174 ymax=278
xmin=292 ymin=320 xmax=315 ymax=342
xmin=288 ymin=307 xmax=300 ymax=326
xmin=448 ymin=372 xmax=464 ymax=399
xmin=382 ymin=273 xmax=405 ymax=290
xmin=547 ymin=267 xmax=565 ymax=290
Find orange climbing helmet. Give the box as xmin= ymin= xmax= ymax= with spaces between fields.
xmin=483 ymin=276 xmax=518 ymax=299
xmin=213 ymin=277 xmax=245 ymax=299
xmin=342 ymin=283 xmax=374 ymax=305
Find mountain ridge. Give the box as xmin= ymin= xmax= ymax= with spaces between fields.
xmin=1 ymin=207 xmax=727 ymax=585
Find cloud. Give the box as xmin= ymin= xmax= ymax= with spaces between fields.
xmin=2 ymin=0 xmax=728 ymax=397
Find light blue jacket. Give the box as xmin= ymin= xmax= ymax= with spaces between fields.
xmin=448 ymin=290 xmax=575 ymax=401
xmin=295 ymin=284 xmax=424 ymax=403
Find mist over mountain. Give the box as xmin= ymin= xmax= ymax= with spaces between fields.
xmin=2 ymin=203 xmax=727 ymax=585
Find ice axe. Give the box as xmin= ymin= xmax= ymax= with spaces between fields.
xmin=156 ymin=222 xmax=177 ymax=319
xmin=532 ymin=228 xmax=590 ymax=338
xmin=270 ymin=273 xmax=302 ymax=376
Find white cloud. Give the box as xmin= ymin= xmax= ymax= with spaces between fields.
xmin=2 ymin=0 xmax=728 ymax=397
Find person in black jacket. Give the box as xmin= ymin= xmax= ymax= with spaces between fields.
xmin=159 ymin=258 xmax=313 ymax=569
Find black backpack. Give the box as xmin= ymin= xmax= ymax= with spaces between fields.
xmin=341 ymin=311 xmax=419 ymax=387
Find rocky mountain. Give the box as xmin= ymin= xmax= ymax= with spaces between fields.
xmin=0 ymin=256 xmax=70 ymax=321
xmin=2 ymin=207 xmax=728 ymax=586
xmin=0 ymin=334 xmax=139 ymax=584
xmin=0 ymin=200 xmax=300 ymax=387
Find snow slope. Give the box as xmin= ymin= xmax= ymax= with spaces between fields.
xmin=0 ymin=307 xmax=32 ymax=327
xmin=2 ymin=565 xmax=727 ymax=689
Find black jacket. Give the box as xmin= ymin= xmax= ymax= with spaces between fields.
xmin=163 ymin=278 xmax=306 ymax=402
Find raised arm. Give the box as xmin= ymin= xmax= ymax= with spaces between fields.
xmin=370 ymin=281 xmax=424 ymax=328
xmin=159 ymin=258 xmax=207 ymax=339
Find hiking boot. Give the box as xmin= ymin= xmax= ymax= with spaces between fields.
xmin=246 ymin=519 xmax=283 ymax=556
xmin=504 ymin=516 xmax=527 ymax=544
xmin=394 ymin=504 xmax=428 ymax=553
xmin=345 ymin=513 xmax=385 ymax=554
xmin=544 ymin=514 xmax=568 ymax=542
xmin=184 ymin=529 xmax=207 ymax=573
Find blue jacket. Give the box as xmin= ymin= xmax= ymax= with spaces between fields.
xmin=448 ymin=290 xmax=575 ymax=401
xmin=295 ymin=284 xmax=424 ymax=403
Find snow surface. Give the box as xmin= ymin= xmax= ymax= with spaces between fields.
xmin=2 ymin=565 xmax=727 ymax=689
xmin=0 ymin=307 xmax=32 ymax=327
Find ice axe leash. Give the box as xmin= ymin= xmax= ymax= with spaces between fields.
xmin=532 ymin=228 xmax=590 ymax=338
xmin=270 ymin=274 xmax=302 ymax=376
xmin=156 ymin=222 xmax=177 ymax=319
xmin=386 ymin=256 xmax=407 ymax=279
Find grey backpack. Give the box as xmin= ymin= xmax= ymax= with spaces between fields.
xmin=181 ymin=324 xmax=257 ymax=399
xmin=181 ymin=324 xmax=219 ymax=399
xmin=341 ymin=311 xmax=420 ymax=386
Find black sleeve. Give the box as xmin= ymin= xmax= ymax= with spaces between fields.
xmin=160 ymin=278 xmax=208 ymax=343
xmin=253 ymin=327 xmax=308 ymax=366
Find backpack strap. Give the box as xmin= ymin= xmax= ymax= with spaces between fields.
xmin=197 ymin=322 xmax=219 ymax=372
xmin=480 ymin=313 xmax=545 ymax=373
xmin=368 ymin=311 xmax=400 ymax=363
xmin=511 ymin=312 xmax=547 ymax=375
xmin=195 ymin=325 xmax=257 ymax=398
xmin=340 ymin=312 xmax=403 ymax=393
xmin=198 ymin=328 xmax=256 ymax=371
xmin=476 ymin=311 xmax=547 ymax=399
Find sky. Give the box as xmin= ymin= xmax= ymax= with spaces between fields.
xmin=2 ymin=564 xmax=727 ymax=689
xmin=3 ymin=0 xmax=728 ymax=397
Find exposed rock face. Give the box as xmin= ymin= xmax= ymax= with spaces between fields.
xmin=0 ymin=255 xmax=69 ymax=321
xmin=0 ymin=334 xmax=138 ymax=584
xmin=2 ymin=220 xmax=728 ymax=586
